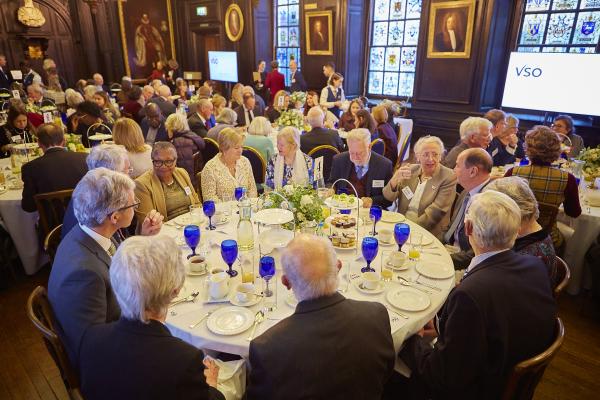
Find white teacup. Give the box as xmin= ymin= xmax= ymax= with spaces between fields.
xmin=388 ymin=251 xmax=406 ymax=267
xmin=210 ymin=268 xmax=225 ymax=275
xmin=379 ymin=228 xmax=393 ymax=243
xmin=209 ymin=272 xmax=230 ymax=299
xmin=188 ymin=255 xmax=207 ymax=273
xmin=236 ymin=283 xmax=255 ymax=303
xmin=362 ymin=271 xmax=380 ymax=290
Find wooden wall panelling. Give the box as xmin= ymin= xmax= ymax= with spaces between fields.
xmin=252 ymin=0 xmax=273 ymax=74
xmin=342 ymin=0 xmax=367 ymax=97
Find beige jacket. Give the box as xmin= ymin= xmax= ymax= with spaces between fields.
xmin=383 ymin=163 xmax=457 ymax=238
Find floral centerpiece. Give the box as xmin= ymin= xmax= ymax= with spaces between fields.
xmin=289 ymin=91 xmax=307 ymax=109
xmin=276 ymin=109 xmax=306 ymax=131
xmin=260 ymin=184 xmax=325 ymax=227
xmin=188 ymin=93 xmax=201 ymax=105
xmin=25 ymin=103 xmax=57 ymax=115
xmin=577 ymin=146 xmax=600 ymax=181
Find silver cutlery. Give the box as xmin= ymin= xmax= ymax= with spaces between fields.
xmin=414 ymin=276 xmax=442 ymax=292
xmin=246 ymin=311 xmax=265 ymax=341
xmin=384 ymin=304 xmax=409 ymax=319
xmin=396 ymin=277 xmax=432 ymax=294
xmin=170 ymin=291 xmax=199 ymax=307
xmin=188 ymin=310 xmax=215 ymax=329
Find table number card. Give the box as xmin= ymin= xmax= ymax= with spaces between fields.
xmin=43 ymin=112 xmax=53 ymax=124
xmin=11 ymin=90 xmax=20 ymax=99
xmin=313 ymin=156 xmax=324 ymax=181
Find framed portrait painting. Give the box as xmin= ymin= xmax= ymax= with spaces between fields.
xmin=427 ymin=0 xmax=476 ymax=59
xmin=225 ymin=4 xmax=244 ymax=42
xmin=305 ymin=11 xmax=333 ymax=55
xmin=118 ymin=0 xmax=176 ymax=79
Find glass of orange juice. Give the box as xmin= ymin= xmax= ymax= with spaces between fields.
xmin=408 ymin=232 xmax=422 ymax=261
xmin=240 ymin=252 xmax=255 ymax=283
xmin=381 ymin=251 xmax=394 ymax=282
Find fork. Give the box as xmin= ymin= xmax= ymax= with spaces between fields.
xmin=396 ymin=277 xmax=432 ymax=294
xmin=188 ymin=310 xmax=215 ymax=329
xmin=170 ymin=291 xmax=200 ymax=307
xmin=413 ymin=276 xmax=442 ymax=292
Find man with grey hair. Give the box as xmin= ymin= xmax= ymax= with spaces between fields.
xmin=399 ymin=191 xmax=556 ymax=399
xmin=300 ymin=106 xmax=344 ymax=153
xmin=49 ymin=168 xmax=140 ymax=366
xmin=142 ymin=84 xmax=155 ymax=102
xmin=149 ymin=85 xmax=176 ymax=117
xmin=207 ymin=107 xmax=237 ymax=140
xmin=188 ymin=98 xmax=214 ymax=137
xmin=93 ymin=72 xmax=107 ymax=92
xmin=247 ymin=234 xmax=395 ymax=399
xmin=442 ymin=116 xmax=492 ymax=169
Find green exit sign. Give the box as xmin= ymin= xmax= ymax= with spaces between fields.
xmin=196 ymin=6 xmax=207 ymax=16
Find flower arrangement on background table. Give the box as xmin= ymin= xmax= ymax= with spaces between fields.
xmin=260 ymin=184 xmax=325 ymax=227
xmin=577 ymin=146 xmax=600 ymax=181
xmin=276 ymin=109 xmax=307 ymax=131
xmin=289 ymin=91 xmax=307 ymax=109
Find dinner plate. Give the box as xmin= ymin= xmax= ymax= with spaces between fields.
xmin=206 ymin=306 xmax=255 ymax=335
xmin=172 ymin=213 xmax=206 ymax=227
xmin=285 ymin=292 xmax=299 ymax=308
xmin=414 ymin=235 xmax=434 ymax=246
xmin=416 ymin=261 xmax=455 ymax=279
xmin=324 ymin=196 xmax=363 ymax=210
xmin=252 ymin=208 xmax=294 ymax=225
xmin=381 ymin=211 xmax=406 ymax=223
xmin=353 ymin=279 xmax=385 ymax=294
xmin=386 ymin=288 xmax=430 ymax=312
xmin=258 ymin=228 xmax=294 ymax=248
xmin=229 ymin=294 xmax=262 ymax=307
xmin=88 ymin=134 xmax=113 ymax=141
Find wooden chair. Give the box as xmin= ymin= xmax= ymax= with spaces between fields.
xmin=242 ymin=146 xmax=267 ymax=186
xmin=396 ymin=131 xmax=412 ymax=169
xmin=27 ymin=286 xmax=84 ymax=400
xmin=308 ymin=145 xmax=340 ymax=182
xmin=34 ymin=189 xmax=74 ymax=240
xmin=44 ymin=224 xmax=62 ymax=262
xmin=202 ymin=137 xmax=220 ymax=165
xmin=553 ymin=256 xmax=571 ymax=300
xmin=370 ymin=138 xmax=386 ymax=156
xmin=501 ymin=317 xmax=565 ymax=400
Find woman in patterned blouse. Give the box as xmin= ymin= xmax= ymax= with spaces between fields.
xmin=265 ymin=127 xmax=313 ymax=190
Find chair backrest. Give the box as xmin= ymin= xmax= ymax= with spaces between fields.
xmin=196 ymin=171 xmax=203 ymax=203
xmin=308 ymin=145 xmax=340 ymax=182
xmin=242 ymin=146 xmax=267 ymax=185
xmin=193 ymin=151 xmax=204 ymax=179
xmin=34 ymin=189 xmax=74 ymax=239
xmin=501 ymin=317 xmax=565 ymax=400
xmin=27 ymin=286 xmax=82 ymax=397
xmin=396 ymin=131 xmax=412 ymax=169
xmin=202 ymin=137 xmax=220 ymax=165
xmin=44 ymin=224 xmax=62 ymax=262
xmin=370 ymin=138 xmax=385 ymax=156
xmin=553 ymin=256 xmax=571 ymax=299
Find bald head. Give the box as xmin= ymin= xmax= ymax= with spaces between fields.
xmin=158 ymin=85 xmax=171 ymax=98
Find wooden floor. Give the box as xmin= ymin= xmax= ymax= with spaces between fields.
xmin=0 ymin=266 xmax=599 ymax=399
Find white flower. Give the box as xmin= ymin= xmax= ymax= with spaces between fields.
xmin=300 ymin=195 xmax=313 ymax=207
xmin=283 ymin=185 xmax=294 ymax=195
xmin=297 ymin=212 xmax=305 ymax=222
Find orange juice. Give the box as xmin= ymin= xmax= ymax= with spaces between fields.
xmin=242 ymin=271 xmax=254 ymax=283
xmin=381 ymin=269 xmax=393 ymax=281
xmin=409 ymin=249 xmax=420 ymax=260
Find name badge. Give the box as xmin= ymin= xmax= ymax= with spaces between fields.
xmin=184 ymin=186 xmax=192 ymax=196
xmin=402 ymin=186 xmax=414 ymax=200
xmin=372 ymin=179 xmax=384 ymax=188
xmin=491 ymin=148 xmax=499 ymax=157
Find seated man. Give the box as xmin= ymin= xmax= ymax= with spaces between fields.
xmin=140 ymin=103 xmax=168 ymax=145
xmin=188 ymin=98 xmax=214 ymax=137
xmin=328 ymin=128 xmax=393 ymax=208
xmin=300 ymin=106 xmax=344 ymax=154
xmin=235 ymin=92 xmax=263 ymax=127
xmin=148 ymin=85 xmax=176 ymax=117
xmin=48 ymin=168 xmax=138 ymax=365
xmin=442 ymin=117 xmax=492 ymax=169
xmin=247 ymin=234 xmax=395 ymax=399
xmin=400 ymin=191 xmax=556 ymax=399
xmin=79 ymin=236 xmax=224 ymax=400
xmin=21 ymin=123 xmax=88 ymax=212
xmin=484 ymin=109 xmax=524 ymax=166
xmin=243 ymin=85 xmax=266 ymax=116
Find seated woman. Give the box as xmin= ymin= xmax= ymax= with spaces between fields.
xmin=201 ymin=128 xmax=258 ymax=201
xmin=506 ymin=125 xmax=581 ymax=252
xmin=229 ymin=83 xmax=244 ymax=110
xmin=356 ymin=109 xmax=377 ymax=138
xmin=383 ymin=135 xmax=457 ymax=238
xmin=265 ymin=90 xmax=289 ymax=123
xmin=552 ymin=114 xmax=584 ymax=158
xmin=244 ymin=116 xmax=275 ymax=162
xmin=79 ymin=235 xmax=224 ymax=400
xmin=265 ymin=127 xmax=312 ymax=190
xmin=122 ymin=85 xmax=144 ymax=124
xmin=372 ymin=105 xmax=398 ymax=167
xmin=211 ymin=94 xmax=227 ymax=118
xmin=0 ymin=104 xmax=36 ymax=157
xmin=93 ymin=90 xmax=120 ymax=124
xmin=112 ymin=117 xmax=153 ymax=178
xmin=485 ymin=176 xmax=557 ymax=286
xmin=303 ymin=90 xmax=320 ymax=117
xmin=207 ymin=108 xmax=237 ymax=141
xmin=165 ymin=113 xmax=205 ymax=188
xmin=338 ymin=99 xmax=363 ymax=131
xmin=135 ymin=141 xmax=200 ymax=222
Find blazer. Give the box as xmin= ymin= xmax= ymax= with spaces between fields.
xmin=300 ymin=127 xmax=345 ymax=154
xmin=289 ymin=69 xmax=307 ymax=92
xmin=441 ymin=141 xmax=469 ymax=169
xmin=21 ymin=147 xmax=88 ymax=212
xmin=328 ymin=151 xmax=393 ymax=208
xmin=80 ymin=318 xmax=224 ymax=400
xmin=48 ymin=224 xmax=121 ymax=366
xmin=141 ymin=117 xmax=168 ymax=144
xmin=188 ymin=112 xmax=210 ymax=138
xmin=383 ymin=164 xmax=457 ymax=238
xmin=247 ymin=293 xmax=395 ymax=400
xmin=234 ymin=105 xmax=263 ymax=127
xmin=148 ymin=96 xmax=176 ymax=117
xmin=0 ymin=66 xmax=12 ymax=89
xmin=170 ymin=130 xmax=205 ymax=188
xmin=400 ymin=250 xmax=557 ymax=400
xmin=135 ymin=167 xmax=200 ymax=222
xmin=265 ymin=70 xmax=285 ymax=103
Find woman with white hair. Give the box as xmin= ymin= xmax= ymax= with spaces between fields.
xmin=165 ymin=112 xmax=205 ymax=187
xmin=244 ymin=116 xmax=275 ymax=162
xmin=265 ymin=126 xmax=313 ymax=190
xmin=207 ymin=108 xmax=237 ymax=141
xmin=78 ymin=235 xmax=224 ymax=399
xmin=383 ymin=135 xmax=457 ymax=237
xmin=485 ymin=176 xmax=557 ymax=285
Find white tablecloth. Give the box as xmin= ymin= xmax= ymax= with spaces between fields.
xmin=164 ymin=205 xmax=453 ymax=376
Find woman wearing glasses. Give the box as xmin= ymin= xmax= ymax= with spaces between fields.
xmin=135 ymin=141 xmax=200 ymax=222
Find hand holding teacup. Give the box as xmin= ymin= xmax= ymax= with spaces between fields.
xmin=390 ymin=165 xmax=412 ymax=189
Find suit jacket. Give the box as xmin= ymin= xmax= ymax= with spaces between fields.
xmin=247 ymin=293 xmax=395 ymax=400
xmin=401 ymin=250 xmax=557 ymax=400
xmin=289 ymin=69 xmax=307 ymax=92
xmin=441 ymin=142 xmax=469 ymax=169
xmin=0 ymin=66 xmax=12 ymax=89
xmin=300 ymin=127 xmax=345 ymax=154
xmin=234 ymin=105 xmax=262 ymax=127
xmin=188 ymin=112 xmax=210 ymax=138
xmin=48 ymin=225 xmax=121 ymax=366
xmin=21 ymin=148 xmax=88 ymax=212
xmin=148 ymin=96 xmax=176 ymax=117
xmin=383 ymin=164 xmax=457 ymax=238
xmin=79 ymin=318 xmax=224 ymax=400
xmin=140 ymin=117 xmax=168 ymax=144
xmin=328 ymin=151 xmax=393 ymax=208
xmin=265 ymin=70 xmax=285 ymax=102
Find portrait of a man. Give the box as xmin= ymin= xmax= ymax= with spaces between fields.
xmin=225 ymin=4 xmax=244 ymax=42
xmin=306 ymin=11 xmax=333 ymax=55
xmin=427 ymin=0 xmax=475 ymax=59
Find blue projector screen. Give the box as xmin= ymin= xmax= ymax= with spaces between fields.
xmin=208 ymin=51 xmax=238 ymax=83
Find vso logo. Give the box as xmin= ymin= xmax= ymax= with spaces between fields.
xmin=515 ymin=65 xmax=542 ymax=77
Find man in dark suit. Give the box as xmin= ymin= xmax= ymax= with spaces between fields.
xmin=140 ymin=103 xmax=168 ymax=144
xmin=289 ymin=59 xmax=307 ymax=92
xmin=329 ymin=128 xmax=393 ymax=208
xmin=400 ymin=191 xmax=557 ymax=399
xmin=21 ymin=123 xmax=88 ymax=213
xmin=148 ymin=85 xmax=176 ymax=117
xmin=243 ymin=86 xmax=266 ymax=116
xmin=0 ymin=54 xmax=13 ymax=89
xmin=234 ymin=92 xmax=263 ymax=127
xmin=48 ymin=168 xmax=139 ymax=366
xmin=188 ymin=98 xmax=214 ymax=138
xmin=301 ymin=107 xmax=344 ymax=154
xmin=247 ymin=235 xmax=395 ymax=400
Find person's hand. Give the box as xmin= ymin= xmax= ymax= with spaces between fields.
xmin=334 ymin=101 xmax=342 ymax=107
xmin=140 ymin=209 xmax=164 ymax=236
xmin=361 ymin=197 xmax=373 ymax=208
xmin=508 ymin=133 xmax=518 ymax=147
xmin=417 ymin=319 xmax=437 ymax=338
xmin=203 ymin=358 xmax=220 ymax=388
xmin=324 ymin=120 xmax=334 ymax=129
xmin=390 ymin=165 xmax=411 ymax=189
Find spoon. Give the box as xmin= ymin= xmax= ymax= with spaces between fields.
xmin=246 ymin=311 xmax=265 ymax=341
xmin=189 ymin=310 xmax=215 ymax=329
xmin=169 ymin=291 xmax=199 ymax=307
xmin=396 ymin=277 xmax=432 ymax=294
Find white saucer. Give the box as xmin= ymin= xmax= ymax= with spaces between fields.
xmin=230 ymin=294 xmax=261 ymax=307
xmin=378 ymin=238 xmax=396 ymax=246
xmin=386 ymin=288 xmax=431 ymax=312
xmin=353 ymin=280 xmax=385 ymax=294
xmin=385 ymin=259 xmax=409 ymax=271
xmin=186 ymin=268 xmax=208 ymax=277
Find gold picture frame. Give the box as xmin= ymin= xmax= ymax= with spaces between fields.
xmin=427 ymin=0 xmax=476 ymax=59
xmin=305 ymin=10 xmax=333 ymax=56
xmin=225 ymin=4 xmax=244 ymax=42
xmin=117 ymin=0 xmax=176 ymax=78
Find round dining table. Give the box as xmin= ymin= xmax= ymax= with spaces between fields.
xmin=164 ymin=203 xmax=454 ymax=375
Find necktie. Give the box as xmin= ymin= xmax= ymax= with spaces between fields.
xmin=107 ymin=241 xmax=117 ymax=257
xmin=247 ymin=110 xmax=253 ymax=124
xmin=443 ymin=193 xmax=470 ymax=244
xmin=356 ymin=165 xmax=366 ymax=179
xmin=205 ymin=120 xmax=210 ymax=130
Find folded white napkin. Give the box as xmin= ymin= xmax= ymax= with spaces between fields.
xmin=204 ymin=356 xmax=246 ymax=400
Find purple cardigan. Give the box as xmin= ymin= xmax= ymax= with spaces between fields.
xmin=170 ymin=130 xmax=205 ymax=187
xmin=376 ymin=122 xmax=398 ymax=167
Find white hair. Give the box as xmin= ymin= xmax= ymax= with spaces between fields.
xmin=281 ymin=234 xmax=338 ymax=301
xmin=485 ymin=176 xmax=540 ymax=222
xmin=459 ymin=117 xmax=492 ymax=141
xmin=216 ymin=108 xmax=237 ymax=126
xmin=307 ymin=106 xmax=325 ymax=128
xmin=277 ymin=126 xmax=301 ymax=148
xmin=242 ymin=86 xmax=256 ymax=95
xmin=65 ymin=88 xmax=84 ymax=108
xmin=347 ymin=128 xmax=371 ymax=147
xmin=158 ymin=85 xmax=171 ymax=97
xmin=248 ymin=116 xmax=271 ymax=136
xmin=197 ymin=98 xmax=212 ymax=111
xmin=165 ymin=112 xmax=190 ymax=133
xmin=28 ymin=83 xmax=44 ymax=95
xmin=86 ymin=144 xmax=129 ymax=171
xmin=142 ymin=85 xmax=154 ymax=95
xmin=73 ymin=168 xmax=135 ymax=227
xmin=83 ymin=85 xmax=97 ymax=100
xmin=465 ymin=190 xmax=521 ymax=250
xmin=110 ymin=235 xmax=185 ymax=323
xmin=413 ymin=135 xmax=445 ymax=155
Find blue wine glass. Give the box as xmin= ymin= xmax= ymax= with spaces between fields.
xmin=203 ymin=200 xmax=216 ymax=230
xmin=394 ymin=223 xmax=411 ymax=252
xmin=259 ymin=256 xmax=276 ymax=297
xmin=183 ymin=225 xmax=201 ymax=259
xmin=369 ymin=206 xmax=383 ymax=236
xmin=221 ymin=239 xmax=239 ymax=277
xmin=234 ymin=187 xmax=245 ymax=201
xmin=361 ymin=237 xmax=379 ymax=273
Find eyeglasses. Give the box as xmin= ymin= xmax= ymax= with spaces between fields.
xmin=118 ymin=197 xmax=141 ymax=212
xmin=152 ymin=159 xmax=176 ymax=167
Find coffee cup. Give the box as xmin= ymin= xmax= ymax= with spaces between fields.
xmin=210 ymin=268 xmax=225 ymax=275
xmin=388 ymin=251 xmax=406 ymax=267
xmin=209 ymin=272 xmax=229 ymax=299
xmin=362 ymin=271 xmax=380 ymax=290
xmin=188 ymin=255 xmax=207 ymax=273
xmin=236 ymin=283 xmax=255 ymax=303
xmin=379 ymin=228 xmax=392 ymax=243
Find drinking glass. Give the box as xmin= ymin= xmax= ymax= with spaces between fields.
xmin=381 ymin=250 xmax=394 ymax=282
xmin=220 ymin=239 xmax=239 ymax=277
xmin=234 ymin=187 xmax=246 ymax=202
xmin=240 ymin=253 xmax=255 ymax=283
xmin=369 ymin=206 xmax=383 ymax=236
xmin=361 ymin=237 xmax=379 ymax=273
xmin=203 ymin=200 xmax=216 ymax=230
xmin=259 ymin=256 xmax=276 ymax=297
xmin=189 ymin=204 xmax=203 ymax=225
xmin=408 ymin=232 xmax=423 ymax=262
xmin=183 ymin=225 xmax=201 ymax=259
xmin=394 ymin=223 xmax=410 ymax=252
xmin=221 ymin=195 xmax=233 ymax=217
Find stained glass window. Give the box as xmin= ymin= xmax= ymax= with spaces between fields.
xmin=275 ymin=0 xmax=301 ymax=87
xmin=517 ymin=0 xmax=600 ymax=53
xmin=367 ymin=0 xmax=422 ymax=98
